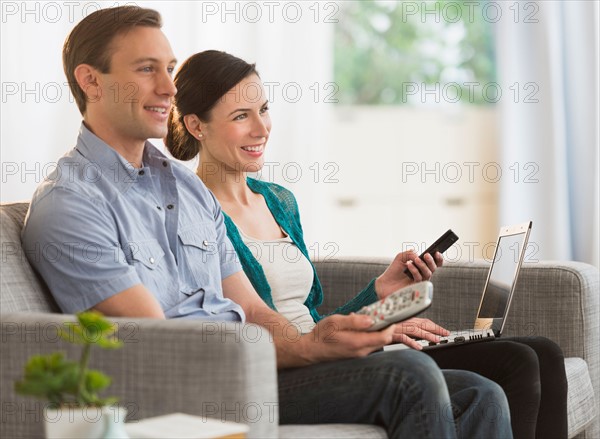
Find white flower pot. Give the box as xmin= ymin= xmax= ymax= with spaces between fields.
xmin=44 ymin=406 xmax=128 ymax=439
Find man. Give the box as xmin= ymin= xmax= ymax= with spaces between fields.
xmin=22 ymin=6 xmax=512 ymax=438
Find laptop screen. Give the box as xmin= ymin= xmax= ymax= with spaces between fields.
xmin=477 ymin=231 xmax=528 ymax=319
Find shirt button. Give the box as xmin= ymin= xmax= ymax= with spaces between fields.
xmin=202 ymin=240 xmax=209 ymax=247
xmin=139 ymin=170 xmax=145 ymax=176
xmin=167 ymin=204 xmax=174 ymax=210
xmin=149 ymin=257 xmax=155 ymax=264
xmin=162 ymin=161 xmax=168 ymax=167
xmin=157 ymin=206 xmax=162 ymax=210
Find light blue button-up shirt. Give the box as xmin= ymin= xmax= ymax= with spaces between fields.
xmin=22 ymin=124 xmax=244 ymax=321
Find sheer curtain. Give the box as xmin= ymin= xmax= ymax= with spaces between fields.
xmin=495 ymin=1 xmax=599 ymax=267
xmin=1 ymin=1 xmax=334 ymax=240
xmin=1 ymin=5 xmax=81 ymax=201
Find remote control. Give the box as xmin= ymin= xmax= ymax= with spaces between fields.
xmin=357 ymin=281 xmax=433 ymax=331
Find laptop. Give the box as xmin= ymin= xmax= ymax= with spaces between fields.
xmin=384 ymin=221 xmax=533 ymax=351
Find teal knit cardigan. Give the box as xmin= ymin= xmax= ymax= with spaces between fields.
xmin=222 ymin=178 xmax=379 ymax=323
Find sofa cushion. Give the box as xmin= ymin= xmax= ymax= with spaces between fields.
xmin=0 ymin=202 xmax=59 ymax=313
xmin=565 ymin=357 xmax=597 ymax=437
xmin=314 ymin=258 xmax=599 ymax=439
xmin=279 ymin=424 xmax=387 ymax=439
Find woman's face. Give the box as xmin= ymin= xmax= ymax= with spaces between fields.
xmin=199 ymin=74 xmax=271 ymax=174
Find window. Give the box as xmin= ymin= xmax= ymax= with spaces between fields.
xmin=326 ymin=1 xmax=500 ymax=258
xmin=334 ymin=1 xmax=497 ymax=105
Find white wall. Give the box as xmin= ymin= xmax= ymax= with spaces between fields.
xmin=1 ymin=1 xmax=597 ymax=265
xmin=323 ymin=105 xmax=499 ymax=260
xmin=0 ymin=1 xmax=335 ymax=243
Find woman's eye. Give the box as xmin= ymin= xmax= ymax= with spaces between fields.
xmin=233 ymin=113 xmax=247 ymax=121
xmin=260 ymin=106 xmax=269 ymax=114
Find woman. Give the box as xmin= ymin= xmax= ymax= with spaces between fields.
xmin=166 ymin=50 xmax=568 ymax=439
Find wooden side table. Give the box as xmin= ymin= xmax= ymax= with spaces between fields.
xmin=125 ymin=413 xmax=249 ymax=439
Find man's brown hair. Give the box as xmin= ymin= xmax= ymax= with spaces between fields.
xmin=62 ymin=6 xmax=162 ymax=115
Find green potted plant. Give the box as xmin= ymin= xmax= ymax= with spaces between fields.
xmin=15 ymin=311 xmax=128 ymax=438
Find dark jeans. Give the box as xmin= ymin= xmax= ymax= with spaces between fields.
xmin=426 ymin=336 xmax=568 ymax=439
xmin=278 ymin=349 xmax=513 ymax=439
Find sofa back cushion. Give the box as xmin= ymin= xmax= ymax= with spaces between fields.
xmin=1 ymin=202 xmax=59 ymax=313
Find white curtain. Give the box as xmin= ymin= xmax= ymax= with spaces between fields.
xmin=1 ymin=4 xmax=82 ymax=202
xmin=0 ymin=1 xmax=334 ymax=240
xmin=495 ymin=1 xmax=599 ymax=267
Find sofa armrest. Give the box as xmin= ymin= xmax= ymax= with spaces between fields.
xmin=314 ymin=257 xmax=599 ymax=438
xmin=423 ymin=261 xmax=599 ymax=358
xmin=0 ymin=312 xmax=278 ymax=439
xmin=314 ymin=258 xmax=598 ymax=357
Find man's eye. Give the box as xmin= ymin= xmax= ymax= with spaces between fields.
xmin=139 ymin=66 xmax=153 ymax=73
xmin=167 ymin=66 xmax=175 ymax=74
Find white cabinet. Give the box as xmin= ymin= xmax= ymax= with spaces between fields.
xmin=320 ymin=106 xmax=500 ymax=260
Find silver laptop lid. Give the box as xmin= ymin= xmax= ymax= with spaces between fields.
xmin=474 ymin=221 xmax=533 ymax=336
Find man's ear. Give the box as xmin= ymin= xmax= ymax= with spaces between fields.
xmin=73 ymin=64 xmax=102 ymax=102
xmin=183 ymin=114 xmax=204 ymax=139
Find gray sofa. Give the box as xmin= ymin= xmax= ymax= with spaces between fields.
xmin=1 ymin=202 xmax=598 ymax=438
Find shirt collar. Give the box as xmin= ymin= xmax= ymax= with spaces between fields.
xmin=75 ymin=122 xmax=170 ymax=191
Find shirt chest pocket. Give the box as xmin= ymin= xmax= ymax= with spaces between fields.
xmin=129 ymin=239 xmax=166 ymax=269
xmin=178 ymin=224 xmax=220 ymax=293
xmin=127 ymin=239 xmax=175 ymax=307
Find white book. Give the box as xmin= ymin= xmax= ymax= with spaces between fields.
xmin=125 ymin=413 xmax=249 ymax=439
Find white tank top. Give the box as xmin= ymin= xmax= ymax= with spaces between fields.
xmin=239 ymin=227 xmax=316 ymax=334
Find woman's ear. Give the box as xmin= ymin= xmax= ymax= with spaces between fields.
xmin=183 ymin=114 xmax=204 ymax=139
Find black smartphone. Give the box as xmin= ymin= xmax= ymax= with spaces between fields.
xmin=404 ymin=229 xmax=459 ymax=279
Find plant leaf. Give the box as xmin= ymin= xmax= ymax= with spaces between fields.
xmin=15 ymin=311 xmax=122 ymax=407
xmin=85 ymin=369 xmax=112 ymax=392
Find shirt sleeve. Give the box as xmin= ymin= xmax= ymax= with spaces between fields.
xmin=21 ymin=188 xmax=142 ymax=313
xmin=270 ymin=183 xmax=379 ymax=319
xmin=327 ymin=278 xmax=379 ymax=316
xmin=209 ymin=190 xmax=243 ymax=280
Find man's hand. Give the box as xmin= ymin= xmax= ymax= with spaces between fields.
xmin=391 ymin=317 xmax=450 ymax=350
xmin=223 ymin=271 xmax=407 ymax=369
xmin=375 ymin=250 xmax=443 ymax=299
xmin=295 ymin=313 xmax=397 ymax=366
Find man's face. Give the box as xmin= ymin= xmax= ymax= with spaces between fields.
xmin=93 ymin=26 xmax=177 ymax=146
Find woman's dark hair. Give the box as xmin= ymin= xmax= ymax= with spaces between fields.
xmin=166 ymin=50 xmax=258 ymax=161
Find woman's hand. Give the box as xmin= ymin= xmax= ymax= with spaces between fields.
xmin=391 ymin=317 xmax=450 ymax=350
xmin=374 ymin=250 xmax=443 ymax=299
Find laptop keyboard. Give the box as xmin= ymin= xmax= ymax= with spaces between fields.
xmin=422 ymin=329 xmax=496 ymax=349
xmin=384 ymin=328 xmax=496 ymax=351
